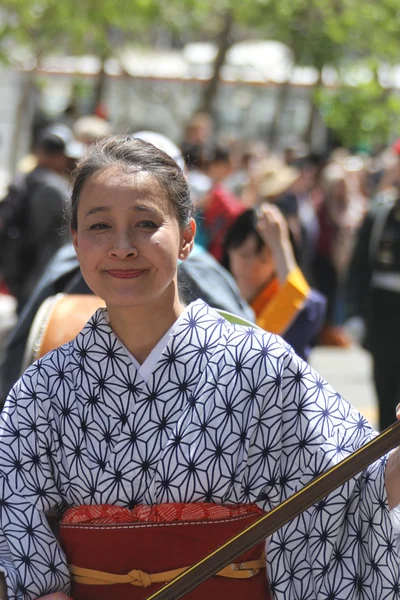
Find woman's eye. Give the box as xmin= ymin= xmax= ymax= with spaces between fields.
xmin=89 ymin=223 xmax=109 ymax=230
xmin=137 ymin=221 xmax=158 ymax=229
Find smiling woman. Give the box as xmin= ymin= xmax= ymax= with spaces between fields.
xmin=69 ymin=138 xmax=195 ymax=363
xmin=1 ymin=136 xmax=400 ymax=600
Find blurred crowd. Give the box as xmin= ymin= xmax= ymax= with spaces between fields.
xmin=1 ymin=109 xmax=400 ymax=431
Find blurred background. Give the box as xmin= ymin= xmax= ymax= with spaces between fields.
xmin=1 ymin=0 xmax=400 ymax=184
xmin=2 ymin=0 xmax=400 ymax=430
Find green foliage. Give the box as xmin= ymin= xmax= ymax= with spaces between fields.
xmin=1 ymin=0 xmax=400 ymax=146
xmin=0 ymin=0 xmax=163 ymax=62
xmin=317 ymin=76 xmax=400 ymax=148
xmin=234 ymin=0 xmax=400 ymax=147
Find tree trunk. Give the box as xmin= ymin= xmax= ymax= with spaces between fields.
xmin=8 ymin=69 xmax=36 ymax=179
xmin=268 ymin=34 xmax=304 ymax=150
xmin=268 ymin=75 xmax=293 ymax=150
xmin=303 ymin=67 xmax=323 ymax=149
xmin=90 ymin=50 xmax=108 ymax=114
xmin=197 ymin=11 xmax=234 ymax=119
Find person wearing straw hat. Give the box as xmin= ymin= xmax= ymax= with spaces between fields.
xmin=255 ymin=158 xmax=302 ymax=243
xmin=257 ymin=158 xmax=301 ymax=201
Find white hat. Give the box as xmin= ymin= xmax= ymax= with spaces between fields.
xmin=132 ymin=131 xmax=185 ymax=171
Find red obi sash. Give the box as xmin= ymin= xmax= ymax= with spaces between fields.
xmin=59 ymin=503 xmax=272 ymax=600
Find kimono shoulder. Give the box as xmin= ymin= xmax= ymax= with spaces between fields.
xmin=11 ymin=307 xmax=111 ymax=406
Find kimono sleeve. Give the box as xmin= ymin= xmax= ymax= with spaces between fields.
xmin=263 ymin=348 xmax=400 ymax=599
xmin=0 ymin=365 xmax=70 ymax=599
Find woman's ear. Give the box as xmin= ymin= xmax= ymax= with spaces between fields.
xmin=71 ymin=228 xmax=78 ymax=252
xmin=179 ymin=218 xmax=196 ymax=261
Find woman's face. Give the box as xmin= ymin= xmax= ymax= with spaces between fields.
xmin=71 ymin=167 xmax=195 ymax=310
xmin=228 ymin=235 xmax=275 ymax=302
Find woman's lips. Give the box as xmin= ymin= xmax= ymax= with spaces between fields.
xmin=106 ymin=269 xmax=145 ymax=279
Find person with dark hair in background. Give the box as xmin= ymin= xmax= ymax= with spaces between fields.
xmin=195 ymin=145 xmax=244 ymax=262
xmin=222 ymin=204 xmax=326 ymax=361
xmin=180 ymin=112 xmax=213 ymax=170
xmin=345 ymin=183 xmax=400 ymax=431
xmin=0 ymin=124 xmax=84 ymax=312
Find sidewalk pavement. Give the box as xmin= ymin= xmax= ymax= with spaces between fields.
xmin=309 ymin=345 xmax=378 ymax=431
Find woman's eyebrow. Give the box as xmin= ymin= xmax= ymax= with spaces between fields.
xmin=85 ymin=206 xmax=110 ymax=217
xmin=84 ymin=204 xmax=160 ymax=217
xmin=134 ymin=204 xmax=158 ymax=213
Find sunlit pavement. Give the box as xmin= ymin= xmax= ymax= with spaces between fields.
xmin=309 ymin=345 xmax=378 ymax=431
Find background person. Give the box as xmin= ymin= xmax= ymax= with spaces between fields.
xmin=313 ymin=157 xmax=365 ymax=347
xmin=72 ymin=114 xmax=112 ymax=146
xmin=345 ymin=186 xmax=400 ymax=431
xmin=222 ymin=204 xmax=326 ymax=361
xmin=195 ymin=145 xmax=244 ymax=261
xmin=0 ymin=125 xmax=84 ymax=312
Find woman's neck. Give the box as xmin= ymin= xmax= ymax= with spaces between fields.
xmin=106 ymin=293 xmax=185 ymax=365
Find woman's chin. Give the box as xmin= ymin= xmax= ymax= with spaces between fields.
xmin=95 ymin=278 xmax=178 ymax=311
xmin=103 ymin=289 xmax=169 ymax=310
xmin=105 ymin=294 xmax=148 ymax=309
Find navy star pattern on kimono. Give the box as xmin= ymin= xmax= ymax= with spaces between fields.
xmin=0 ymin=299 xmax=399 ymax=599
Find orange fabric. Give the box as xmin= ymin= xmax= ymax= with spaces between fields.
xmin=252 ymin=267 xmax=310 ymax=334
xmin=38 ymin=295 xmax=105 ymax=358
xmin=251 ymin=277 xmax=280 ymax=317
xmin=62 ymin=502 xmax=262 ymax=525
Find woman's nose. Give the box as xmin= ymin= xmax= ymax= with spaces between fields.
xmin=108 ymin=233 xmax=138 ymax=259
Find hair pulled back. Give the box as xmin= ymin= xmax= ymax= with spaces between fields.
xmin=68 ymin=135 xmax=193 ymax=230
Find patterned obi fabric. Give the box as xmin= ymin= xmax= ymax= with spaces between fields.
xmin=60 ymin=502 xmax=270 ymax=600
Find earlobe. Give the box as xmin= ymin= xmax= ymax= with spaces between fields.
xmin=179 ymin=243 xmax=191 ymax=260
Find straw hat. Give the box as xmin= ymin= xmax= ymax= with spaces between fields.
xmin=73 ymin=115 xmax=112 ymax=144
xmin=257 ymin=158 xmax=300 ymax=199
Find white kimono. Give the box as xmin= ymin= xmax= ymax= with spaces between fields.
xmin=0 ymin=299 xmax=398 ymax=599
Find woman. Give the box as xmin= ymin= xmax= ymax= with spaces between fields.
xmin=193 ymin=145 xmax=244 ymax=262
xmin=222 ymin=205 xmax=326 ymax=361
xmin=313 ymin=161 xmax=365 ymax=347
xmin=0 ymin=136 xmax=399 ymax=600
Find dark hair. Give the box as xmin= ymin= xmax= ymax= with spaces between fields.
xmin=206 ymin=145 xmax=231 ymax=164
xmin=68 ymin=135 xmax=193 ymax=230
xmin=221 ymin=209 xmax=265 ymax=271
xmin=180 ymin=142 xmax=209 ymax=170
xmin=37 ymin=133 xmax=67 ymax=155
xmin=222 ymin=208 xmax=300 ymax=271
